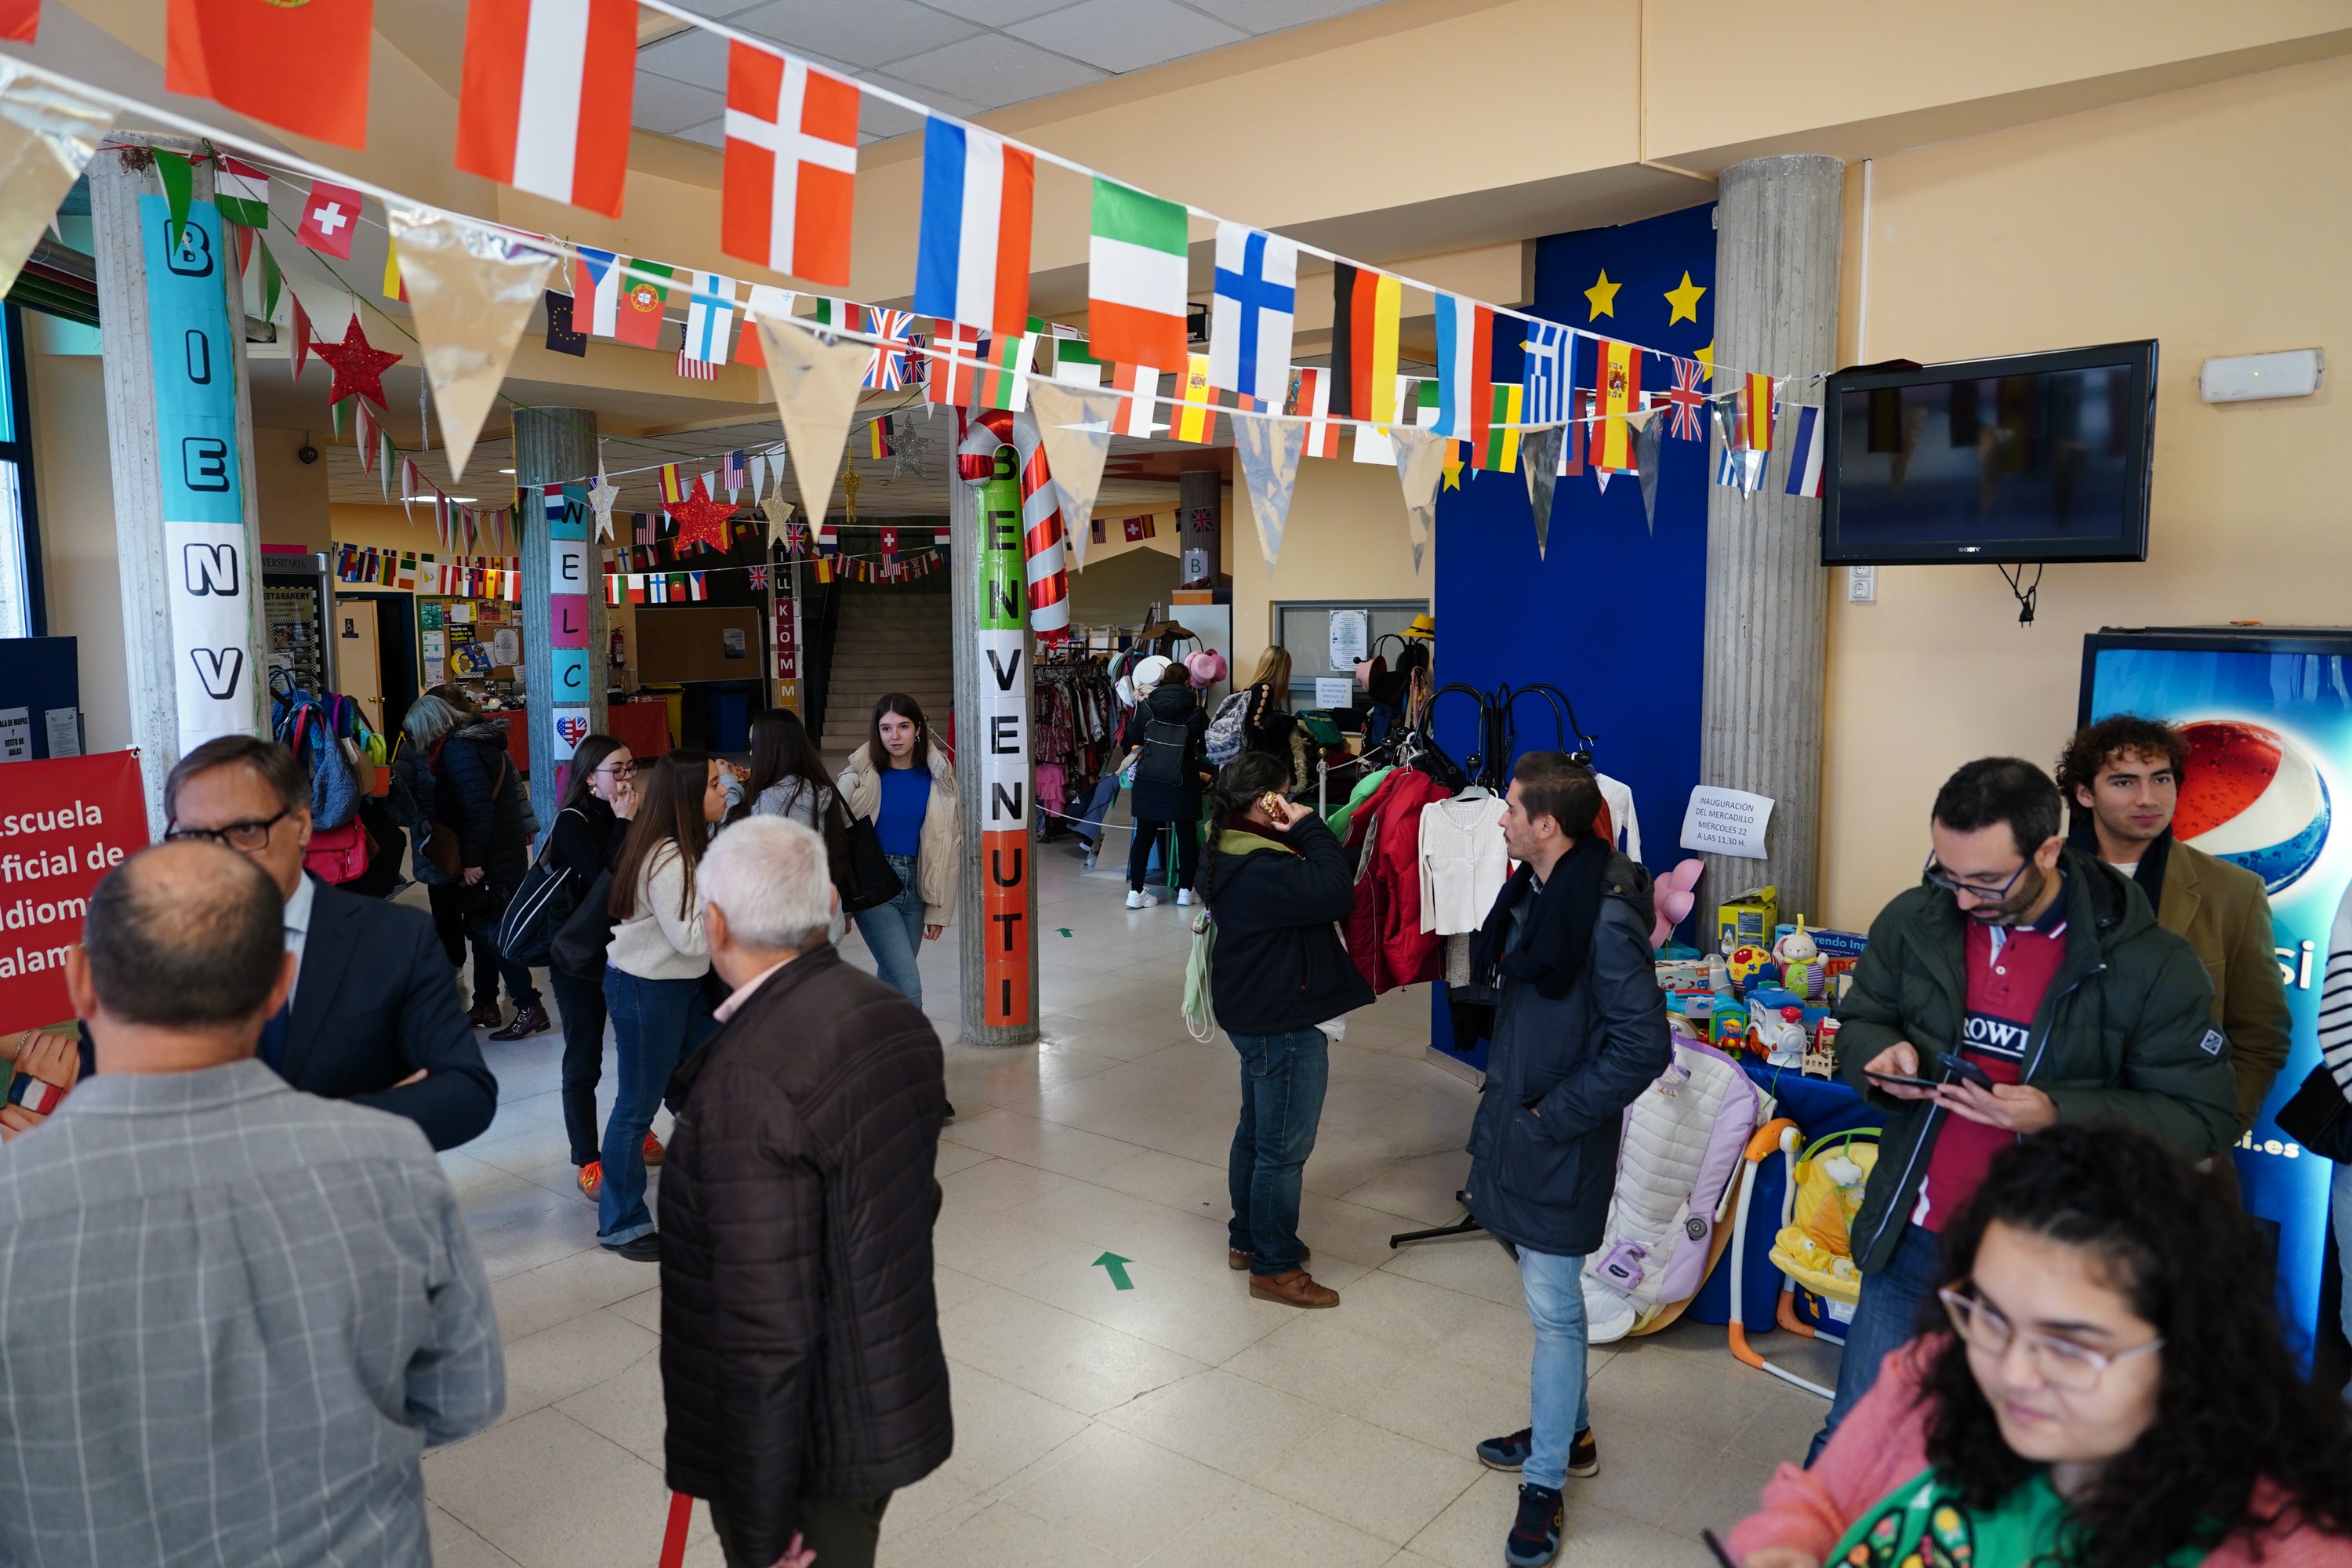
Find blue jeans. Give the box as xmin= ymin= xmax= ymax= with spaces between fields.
xmin=1519 ymin=1247 xmax=1595 ymax=1492
xmin=2334 ymin=1162 xmax=2352 ymax=1399
xmin=1812 ymin=1220 xmax=1946 ymax=1462
xmin=853 ymin=852 xmax=926 ymax=1007
xmin=598 ymin=969 xmax=713 ymax=1245
xmin=1227 ymin=1028 xmax=1330 ymax=1276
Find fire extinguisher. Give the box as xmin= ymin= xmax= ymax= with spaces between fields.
xmin=608 ymin=629 xmax=626 ymax=666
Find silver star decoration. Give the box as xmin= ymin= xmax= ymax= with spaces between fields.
xmin=891 ymin=427 xmax=931 ymax=483
xmin=588 ymin=470 xmax=619 ymax=539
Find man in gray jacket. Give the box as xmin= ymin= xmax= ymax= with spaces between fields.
xmin=0 ymin=840 xmax=503 ymax=1567
xmin=1463 ymin=754 xmax=1673 ymax=1568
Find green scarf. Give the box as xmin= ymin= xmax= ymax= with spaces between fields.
xmin=1828 ymin=1468 xmax=2212 ymax=1568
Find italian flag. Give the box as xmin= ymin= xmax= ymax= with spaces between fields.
xmin=215 ymin=157 xmax=270 ymax=229
xmin=1087 ymin=177 xmax=1188 ymax=371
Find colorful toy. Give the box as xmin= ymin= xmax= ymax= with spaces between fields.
xmin=1716 ymin=884 xmax=1777 ymax=955
xmin=1649 ymin=858 xmax=1704 ymax=948
xmin=1711 ymin=994 xmax=1748 ymax=1053
xmin=1773 ymin=918 xmax=1821 ymax=999
xmin=1753 ymin=1004 xmax=1809 ymax=1069
xmin=1726 ymin=945 xmax=1773 ymax=991
xmin=1805 ymin=1016 xmax=1841 ymax=1079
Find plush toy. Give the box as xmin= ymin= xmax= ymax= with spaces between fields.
xmin=1773 ymin=919 xmax=1822 ymax=999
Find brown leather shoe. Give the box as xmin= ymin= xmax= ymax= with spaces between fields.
xmin=1229 ymin=1244 xmax=1308 ymax=1272
xmin=1249 ymin=1269 xmax=1339 ymax=1308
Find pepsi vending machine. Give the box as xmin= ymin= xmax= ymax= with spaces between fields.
xmin=2082 ymin=627 xmax=2352 ymax=1353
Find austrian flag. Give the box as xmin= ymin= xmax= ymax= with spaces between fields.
xmin=457 ymin=0 xmax=638 ymax=219
xmin=722 ymin=46 xmax=859 ymax=287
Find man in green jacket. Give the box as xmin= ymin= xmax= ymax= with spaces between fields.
xmin=1811 ymin=757 xmax=2235 ymax=1461
xmin=2056 ymin=715 xmax=2293 ymax=1142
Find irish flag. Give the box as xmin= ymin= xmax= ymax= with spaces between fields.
xmin=168 ymin=0 xmax=373 ymax=148
xmin=456 ymin=0 xmax=638 ymax=218
xmin=914 ymin=119 xmax=1033 ymax=338
xmin=1088 ymin=177 xmax=1188 ymax=371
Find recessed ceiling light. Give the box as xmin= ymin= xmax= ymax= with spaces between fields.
xmin=498 ymin=467 xmax=515 ymax=474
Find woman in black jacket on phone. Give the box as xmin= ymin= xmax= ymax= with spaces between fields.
xmin=1200 ymin=751 xmax=1373 ymax=1312
xmin=546 ymin=735 xmax=639 ymax=1200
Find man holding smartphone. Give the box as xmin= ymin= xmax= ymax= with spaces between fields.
xmin=1814 ymin=757 xmax=2234 ymax=1460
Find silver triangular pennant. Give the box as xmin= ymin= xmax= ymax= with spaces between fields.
xmin=1520 ymin=424 xmax=1563 ymax=559
xmin=1388 ymin=423 xmax=1449 ymax=574
xmin=1232 ymin=413 xmax=1307 ymax=566
xmin=1635 ymin=416 xmax=1664 ymax=531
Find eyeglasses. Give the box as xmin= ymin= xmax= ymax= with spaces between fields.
xmin=164 ymin=808 xmax=292 ymax=852
xmin=1922 ymin=852 xmax=2031 ymax=901
xmin=1938 ymin=1283 xmax=2163 ymax=1392
xmin=597 ymin=760 xmax=637 ymax=777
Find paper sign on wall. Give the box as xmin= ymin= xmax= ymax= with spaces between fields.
xmin=1681 ymin=786 xmax=1775 ymax=859
xmin=1327 ymin=609 xmax=1367 ymax=673
xmin=1314 ymin=677 xmax=1353 ymax=710
xmin=0 ymin=708 xmax=27 ymax=761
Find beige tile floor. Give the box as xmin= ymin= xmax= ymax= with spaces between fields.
xmin=419 ymin=818 xmax=1842 ymax=1568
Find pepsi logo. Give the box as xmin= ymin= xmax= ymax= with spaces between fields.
xmin=2176 ymin=720 xmax=2332 ymax=893
xmin=555 ymin=715 xmax=590 ymax=748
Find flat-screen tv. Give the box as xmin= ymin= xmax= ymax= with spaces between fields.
xmin=1821 ymin=340 xmax=2157 ymax=565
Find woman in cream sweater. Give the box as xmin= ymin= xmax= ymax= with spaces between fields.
xmin=597 ymin=748 xmax=729 ymax=1259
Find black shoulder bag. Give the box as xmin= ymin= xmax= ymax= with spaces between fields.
xmin=831 ymin=792 xmax=904 ymax=914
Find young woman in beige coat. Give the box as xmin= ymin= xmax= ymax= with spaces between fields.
xmin=836 ymin=694 xmax=961 ymax=1008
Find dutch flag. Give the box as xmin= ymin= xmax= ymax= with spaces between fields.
xmin=1783 ymin=404 xmax=1826 ymax=498
xmin=913 ymin=118 xmax=1035 ymax=339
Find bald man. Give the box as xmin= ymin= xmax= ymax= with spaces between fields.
xmin=0 ymin=841 xmax=503 ymax=1568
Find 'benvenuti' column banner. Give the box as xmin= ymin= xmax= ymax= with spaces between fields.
xmin=0 ymin=753 xmax=150 ymax=1032
xmin=976 ymin=448 xmax=1032 ymax=1029
xmin=143 ymin=195 xmax=256 ymax=746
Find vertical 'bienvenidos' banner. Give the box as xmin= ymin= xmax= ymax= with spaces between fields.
xmin=976 ymin=446 xmax=1032 ymax=1029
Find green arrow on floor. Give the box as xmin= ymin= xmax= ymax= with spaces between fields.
xmin=1057 ymin=927 xmax=1073 ymax=937
xmin=1092 ymin=1252 xmax=1134 ymax=1290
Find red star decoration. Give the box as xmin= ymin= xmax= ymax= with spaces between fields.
xmin=312 ymin=315 xmax=401 ymax=411
xmin=667 ymin=475 xmax=738 ymax=554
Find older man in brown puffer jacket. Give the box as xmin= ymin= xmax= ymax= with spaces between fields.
xmin=658 ymin=816 xmax=952 ymax=1568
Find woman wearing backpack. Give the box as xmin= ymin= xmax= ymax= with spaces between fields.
xmin=546 ymin=735 xmax=638 ymax=1201
xmin=1117 ymin=655 xmax=1211 ymax=910
xmin=1239 ymin=645 xmax=1298 ymax=768
xmin=407 ymin=694 xmax=543 ymax=1037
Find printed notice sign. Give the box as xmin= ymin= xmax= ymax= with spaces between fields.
xmin=1327 ymin=609 xmax=1367 ymax=673
xmin=0 ymin=753 xmax=150 ymax=1030
xmin=1680 ymin=786 xmax=1774 ymax=859
xmin=1314 ymin=677 xmax=1353 ymax=710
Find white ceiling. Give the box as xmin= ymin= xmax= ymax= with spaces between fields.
xmin=636 ymin=0 xmax=1397 ymax=147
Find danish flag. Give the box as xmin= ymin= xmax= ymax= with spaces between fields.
xmin=721 ymin=45 xmax=859 ymax=287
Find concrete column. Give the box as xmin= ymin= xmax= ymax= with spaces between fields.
xmin=1698 ymin=154 xmax=1843 ymax=931
xmin=1178 ymin=468 xmax=1220 ymax=588
xmin=953 ymin=448 xmax=1040 ymax=1047
xmin=514 ymin=407 xmax=603 ymax=833
xmin=89 ymin=138 xmax=265 ymax=831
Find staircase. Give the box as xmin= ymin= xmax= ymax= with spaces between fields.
xmin=819 ymin=584 xmax=955 ymax=761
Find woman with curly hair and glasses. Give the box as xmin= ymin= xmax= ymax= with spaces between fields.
xmin=1730 ymin=1122 xmax=2352 ymax=1568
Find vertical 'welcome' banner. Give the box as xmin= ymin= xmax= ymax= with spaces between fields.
xmin=544 ymin=484 xmax=592 ymax=760
xmin=976 ymin=447 xmax=1032 ymax=1029
xmin=145 ymin=196 xmax=256 ymax=744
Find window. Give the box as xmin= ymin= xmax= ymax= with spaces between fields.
xmin=0 ymin=306 xmax=42 ymax=639
xmin=1272 ymin=599 xmax=1428 ymax=712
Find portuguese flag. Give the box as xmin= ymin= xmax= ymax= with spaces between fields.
xmin=616 ymin=260 xmax=673 ymax=350
xmin=167 ymin=0 xmax=375 ymax=150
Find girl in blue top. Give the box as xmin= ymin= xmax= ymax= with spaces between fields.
xmin=837 ymin=694 xmax=962 ymax=1008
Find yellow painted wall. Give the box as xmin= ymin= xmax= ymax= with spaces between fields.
xmin=1229 ymin=456 xmax=1429 ymax=684
xmin=29 ymin=354 xmax=126 ymax=750
xmin=1817 ymin=52 xmax=2352 ymax=929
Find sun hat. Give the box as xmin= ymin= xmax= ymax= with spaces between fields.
xmin=1401 ymin=613 xmax=1436 ymax=641
xmin=1132 ymin=655 xmax=1174 ymax=693
xmin=1185 ymin=649 xmax=1228 ymax=686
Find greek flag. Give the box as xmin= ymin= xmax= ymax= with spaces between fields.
xmin=1523 ymin=320 xmax=1572 ymax=424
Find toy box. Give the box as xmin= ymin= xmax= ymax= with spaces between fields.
xmin=1717 ymin=886 xmax=1777 ymax=955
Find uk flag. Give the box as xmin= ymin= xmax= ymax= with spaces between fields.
xmin=864 ymin=308 xmax=920 ymax=390
xmin=1663 ymin=357 xmax=1707 ymax=441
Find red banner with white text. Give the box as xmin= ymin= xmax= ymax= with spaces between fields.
xmin=0 ymin=753 xmax=150 ymax=1032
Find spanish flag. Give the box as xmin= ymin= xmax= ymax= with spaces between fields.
xmin=1740 ymin=372 xmax=1776 ymax=452
xmin=659 ymin=464 xmax=685 ymax=504
xmin=1593 ymin=338 xmax=1641 ymax=471
xmin=1171 ymin=355 xmax=1218 ymax=444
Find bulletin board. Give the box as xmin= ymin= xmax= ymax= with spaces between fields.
xmin=635 ymin=606 xmax=764 ymax=684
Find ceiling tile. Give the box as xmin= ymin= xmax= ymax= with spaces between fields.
xmin=857 ymin=89 xmax=931 ymax=143
xmin=1008 ymin=0 xmax=1244 ymax=73
xmin=673 ymin=118 xmax=728 ymax=149
xmin=908 ymin=0 xmax=1080 ymax=24
xmin=862 ymin=74 xmax=992 ymax=125
xmin=887 ymin=31 xmax=1106 ymax=109
xmin=659 ymin=0 xmax=773 ymax=14
xmin=632 ymin=72 xmax=727 ymax=132
xmin=637 ymin=26 xmax=730 ymax=85
xmin=726 ymin=0 xmax=980 ymax=69
xmin=1180 ymin=0 xmax=1386 ymax=31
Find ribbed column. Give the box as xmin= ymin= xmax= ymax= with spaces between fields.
xmin=1699 ymin=154 xmax=1843 ymax=930
xmin=514 ymin=407 xmax=603 ymax=833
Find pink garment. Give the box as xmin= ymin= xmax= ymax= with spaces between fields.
xmin=1728 ymin=1338 xmax=2352 ymax=1567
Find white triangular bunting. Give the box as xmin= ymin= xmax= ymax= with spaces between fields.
xmin=1233 ymin=413 xmax=1308 ymax=567
xmin=1388 ymin=423 xmax=1450 ymax=574
xmin=389 ymin=209 xmax=556 ymax=481
xmin=756 ymin=315 xmax=873 ymax=543
xmin=1027 ymin=382 xmax=1123 ymax=572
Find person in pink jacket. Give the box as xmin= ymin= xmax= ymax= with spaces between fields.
xmin=1730 ymin=1123 xmax=2352 ymax=1568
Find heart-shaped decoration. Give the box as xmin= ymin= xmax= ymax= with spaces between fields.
xmin=1650 ymin=858 xmax=1705 ymax=948
xmin=555 ymin=714 xmax=590 ymax=748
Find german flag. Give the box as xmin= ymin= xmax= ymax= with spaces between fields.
xmin=1329 ymin=263 xmax=1399 ymax=423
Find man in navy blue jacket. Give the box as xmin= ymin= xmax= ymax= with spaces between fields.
xmin=1463 ymin=753 xmax=1671 ymax=1568
xmin=25 ymin=738 xmax=497 ymax=1153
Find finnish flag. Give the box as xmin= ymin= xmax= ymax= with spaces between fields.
xmin=1207 ymin=223 xmax=1298 ymax=405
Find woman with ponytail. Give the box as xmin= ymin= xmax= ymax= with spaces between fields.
xmin=1199 ymin=753 xmax=1372 ymax=1311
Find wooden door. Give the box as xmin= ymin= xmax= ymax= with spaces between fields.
xmin=333 ymin=597 xmax=384 ymax=731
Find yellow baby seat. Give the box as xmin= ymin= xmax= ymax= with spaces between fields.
xmin=1768 ymin=1128 xmax=1878 ymax=1311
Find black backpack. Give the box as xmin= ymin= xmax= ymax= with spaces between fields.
xmin=1137 ymin=714 xmax=1195 ymax=789
xmin=496 ymin=807 xmax=586 ymax=965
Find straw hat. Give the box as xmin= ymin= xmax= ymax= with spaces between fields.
xmin=1401 ymin=613 xmax=1436 ymax=641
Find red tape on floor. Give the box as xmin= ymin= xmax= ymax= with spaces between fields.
xmin=658 ymin=1491 xmax=693 ymax=1568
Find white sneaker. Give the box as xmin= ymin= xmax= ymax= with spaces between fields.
xmin=1176 ymin=888 xmax=1194 ymax=907
xmin=1124 ymin=889 xmax=1156 ymax=909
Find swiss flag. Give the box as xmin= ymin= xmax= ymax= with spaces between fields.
xmin=720 ymin=43 xmax=858 ymax=287
xmin=295 ymin=180 xmax=365 ymax=260
xmin=0 ymin=0 xmax=37 ymax=43
xmin=167 ymin=0 xmax=373 ymax=149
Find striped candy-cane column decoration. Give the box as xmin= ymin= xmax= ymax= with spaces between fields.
xmin=960 ymin=409 xmax=1070 ymax=642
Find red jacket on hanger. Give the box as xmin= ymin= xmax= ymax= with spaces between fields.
xmin=1341 ymin=766 xmax=1450 ymax=993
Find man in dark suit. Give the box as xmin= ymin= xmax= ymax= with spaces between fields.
xmin=26 ymin=737 xmax=497 ymax=1152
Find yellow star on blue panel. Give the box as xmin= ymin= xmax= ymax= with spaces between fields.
xmin=1442 ymin=441 xmax=1465 ymax=490
xmin=1696 ymin=341 xmax=1715 ymax=380
xmin=1664 ymin=271 xmax=1706 ymax=325
xmin=1584 ymin=270 xmax=1621 ymax=321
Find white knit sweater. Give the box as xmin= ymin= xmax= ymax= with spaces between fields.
xmin=606 ymin=840 xmax=710 ymax=981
